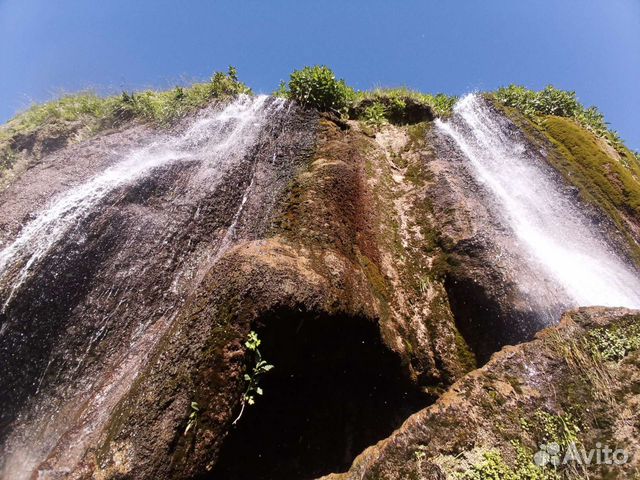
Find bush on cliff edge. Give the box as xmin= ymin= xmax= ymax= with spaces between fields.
xmin=280 ymin=65 xmax=354 ymax=115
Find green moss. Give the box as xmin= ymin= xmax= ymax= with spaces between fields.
xmin=458 ymin=445 xmax=560 ymax=480
xmin=406 ymin=121 xmax=431 ymax=148
xmin=496 ymin=103 xmax=640 ymax=266
xmin=542 ymin=116 xmax=640 ymax=215
xmin=356 ymin=251 xmax=392 ymax=321
xmin=541 ymin=116 xmax=640 ymax=265
xmin=505 ymin=376 xmax=524 ymax=395
xmin=458 ymin=450 xmax=528 ymax=480
xmin=450 ymin=305 xmax=477 ymax=372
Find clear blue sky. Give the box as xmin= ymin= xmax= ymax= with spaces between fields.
xmin=1 ymin=0 xmax=639 ymax=149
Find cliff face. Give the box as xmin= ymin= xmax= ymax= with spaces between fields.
xmin=88 ymin=114 xmax=480 ymax=480
xmin=0 ymin=90 xmax=639 ymax=480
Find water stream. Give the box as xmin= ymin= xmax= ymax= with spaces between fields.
xmin=436 ymin=94 xmax=640 ymax=315
xmin=0 ymin=94 xmax=285 ymax=479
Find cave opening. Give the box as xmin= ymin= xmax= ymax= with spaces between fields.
xmin=209 ymin=308 xmax=430 ymax=480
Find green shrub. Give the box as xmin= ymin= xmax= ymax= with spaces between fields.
xmin=493 ymin=84 xmax=625 ymax=152
xmin=494 ymin=85 xmax=576 ymax=118
xmin=284 ymin=65 xmax=354 ymax=114
xmin=429 ymin=93 xmax=458 ymax=117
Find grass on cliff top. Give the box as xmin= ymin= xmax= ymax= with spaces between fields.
xmin=350 ymin=87 xmax=457 ymax=122
xmin=1 ymin=67 xmax=248 ymax=142
xmin=0 ymin=67 xmax=250 ymax=175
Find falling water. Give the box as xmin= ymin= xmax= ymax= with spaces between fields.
xmin=436 ymin=94 xmax=640 ymax=314
xmin=0 ymin=95 xmax=278 ymax=310
xmin=0 ymin=94 xmax=286 ymax=479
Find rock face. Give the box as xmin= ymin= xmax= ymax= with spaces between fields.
xmin=86 ymin=115 xmax=477 ymax=480
xmin=0 ymin=92 xmax=639 ymax=480
xmin=325 ymin=307 xmax=640 ymax=480
xmin=0 ymin=97 xmax=320 ymax=479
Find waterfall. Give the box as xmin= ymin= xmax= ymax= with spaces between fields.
xmin=0 ymin=94 xmax=287 ymax=480
xmin=436 ymin=94 xmax=640 ymax=314
xmin=0 ymin=95 xmax=279 ymax=311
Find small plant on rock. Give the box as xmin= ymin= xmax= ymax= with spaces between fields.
xmin=534 ymin=409 xmax=581 ymax=449
xmin=233 ymin=331 xmax=274 ymax=424
xmin=363 ymin=102 xmax=388 ymax=127
xmin=414 ymin=445 xmax=428 ymax=471
xmin=588 ymin=322 xmax=640 ymax=361
xmin=184 ymin=401 xmax=200 ymax=435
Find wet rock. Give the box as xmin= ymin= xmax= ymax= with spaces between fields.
xmin=1 ymin=93 xmax=639 ymax=480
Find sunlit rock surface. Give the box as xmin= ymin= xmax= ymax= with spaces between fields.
xmin=0 ymin=92 xmax=639 ymax=479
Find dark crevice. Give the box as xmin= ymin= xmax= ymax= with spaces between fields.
xmin=209 ymin=308 xmax=430 ymax=480
xmin=444 ymin=275 xmax=544 ymax=365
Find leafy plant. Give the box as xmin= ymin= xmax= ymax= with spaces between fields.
xmin=493 ymin=84 xmax=627 ymax=152
xmin=184 ymin=401 xmax=200 ymax=436
xmin=587 ymin=322 xmax=640 ymax=361
xmin=283 ymin=65 xmax=354 ymax=114
xmin=429 ymin=93 xmax=458 ymax=117
xmin=413 ymin=445 xmax=428 ymax=471
xmin=232 ymin=331 xmax=274 ymax=424
xmin=362 ymin=102 xmax=388 ymax=127
xmin=534 ymin=409 xmax=581 ymax=449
